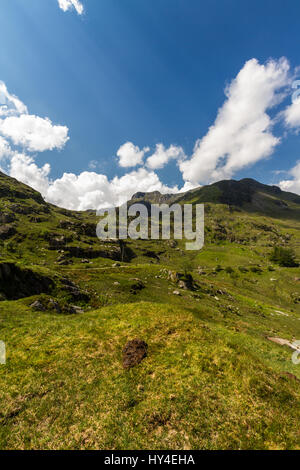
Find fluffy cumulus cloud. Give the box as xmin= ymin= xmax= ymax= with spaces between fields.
xmin=180 ymin=58 xmax=290 ymax=184
xmin=146 ymin=143 xmax=186 ymax=170
xmin=0 ymin=82 xmax=69 ymax=155
xmin=0 ymin=136 xmax=12 ymax=160
xmin=57 ymin=0 xmax=84 ymax=15
xmin=9 ymin=154 xmax=51 ymax=194
xmin=283 ymin=100 xmax=300 ymax=129
xmin=0 ymin=82 xmax=179 ymax=211
xmin=10 ymin=163 xmax=178 ymax=211
xmin=117 ymin=142 xmax=150 ymax=168
xmin=0 ymin=81 xmax=27 ymax=117
xmin=3 ymin=57 xmax=300 ymax=210
xmin=0 ymin=115 xmax=69 ymax=152
xmin=279 ymin=161 xmax=300 ymax=194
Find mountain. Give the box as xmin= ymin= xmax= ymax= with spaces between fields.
xmin=0 ymin=172 xmax=300 ymax=450
xmin=131 ymin=178 xmax=300 ymax=218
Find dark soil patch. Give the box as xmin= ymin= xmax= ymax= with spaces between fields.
xmin=122 ymin=339 xmax=148 ymax=369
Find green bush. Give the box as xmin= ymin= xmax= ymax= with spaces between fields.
xmin=270 ymin=246 xmax=299 ymax=267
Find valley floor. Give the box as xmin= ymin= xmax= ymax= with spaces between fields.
xmin=1 ymin=258 xmax=300 ymax=450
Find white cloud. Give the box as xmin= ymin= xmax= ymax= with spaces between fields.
xmin=57 ymin=0 xmax=84 ymax=15
xmin=0 ymin=115 xmax=69 ymax=152
xmin=279 ymin=161 xmax=300 ymax=194
xmin=178 ymin=181 xmax=199 ymax=193
xmin=146 ymin=143 xmax=186 ymax=170
xmin=0 ymin=136 xmax=12 ymax=160
xmin=8 ymin=158 xmax=179 ymax=211
xmin=283 ymin=99 xmax=300 ymax=129
xmin=180 ymin=58 xmax=290 ymax=184
xmin=3 ymin=58 xmax=300 ymax=211
xmin=0 ymin=82 xmax=69 ymax=154
xmin=117 ymin=142 xmax=150 ymax=167
xmin=0 ymin=81 xmax=27 ymax=117
xmin=9 ymin=153 xmax=50 ymax=194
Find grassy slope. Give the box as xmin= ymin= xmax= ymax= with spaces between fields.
xmin=0 ymin=174 xmax=300 ymax=449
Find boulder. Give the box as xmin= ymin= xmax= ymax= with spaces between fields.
xmin=30 ymin=300 xmax=46 ymax=311
xmin=0 ymin=213 xmax=16 ymax=224
xmin=49 ymin=236 xmax=68 ymax=250
xmin=167 ymin=271 xmax=183 ymax=283
xmin=0 ymin=224 xmax=16 ymax=240
xmin=61 ymin=278 xmax=89 ymax=302
xmin=130 ymin=279 xmax=145 ymax=294
xmin=48 ymin=299 xmax=62 ymax=313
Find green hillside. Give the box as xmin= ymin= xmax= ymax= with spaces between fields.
xmin=0 ymin=172 xmax=300 ymax=450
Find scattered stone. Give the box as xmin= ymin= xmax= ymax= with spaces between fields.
xmin=275 ymin=310 xmax=289 ymax=317
xmin=0 ymin=213 xmax=15 ymax=224
xmin=61 ymin=278 xmax=89 ymax=301
xmin=113 ymin=262 xmax=121 ymax=267
xmin=0 ymin=224 xmax=16 ymax=240
xmin=70 ymin=305 xmax=84 ymax=314
xmin=122 ymin=339 xmax=148 ymax=369
xmin=130 ymin=279 xmax=145 ymax=294
xmin=291 ymin=293 xmax=300 ymax=304
xmin=30 ymin=300 xmax=46 ymax=311
xmin=173 ymin=290 xmax=181 ymax=296
xmin=49 ymin=236 xmax=68 ymax=250
xmin=197 ymin=267 xmax=207 ymax=275
xmin=178 ymin=280 xmax=187 ymax=290
xmin=169 ymin=240 xmax=177 ymax=248
xmin=113 ymin=281 xmax=120 ymax=286
xmin=168 ymin=271 xmax=183 ymax=283
xmin=81 ymin=259 xmax=90 ymax=264
xmin=48 ymin=299 xmax=62 ymax=313
xmin=57 ymin=259 xmax=73 ymax=266
xmin=267 ymin=337 xmax=300 ymax=352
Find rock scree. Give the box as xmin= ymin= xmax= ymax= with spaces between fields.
xmin=122 ymin=339 xmax=148 ymax=369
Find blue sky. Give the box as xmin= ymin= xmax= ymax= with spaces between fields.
xmin=0 ymin=0 xmax=300 ymax=209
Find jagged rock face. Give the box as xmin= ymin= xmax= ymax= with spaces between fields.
xmin=131 ymin=191 xmax=175 ymax=204
xmin=0 ymin=263 xmax=54 ymax=300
